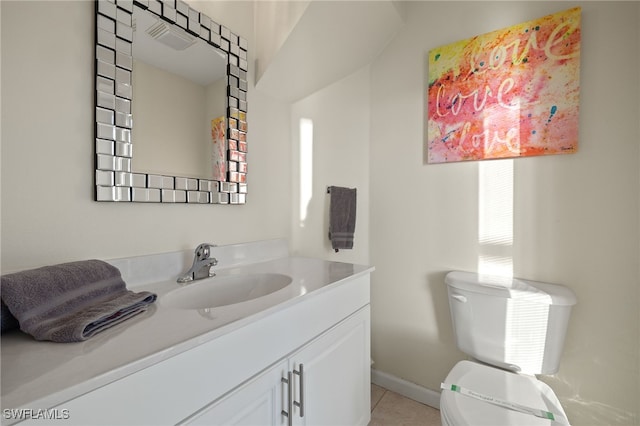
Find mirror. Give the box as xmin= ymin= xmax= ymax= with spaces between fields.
xmin=132 ymin=6 xmax=227 ymax=179
xmin=94 ymin=0 xmax=248 ymax=204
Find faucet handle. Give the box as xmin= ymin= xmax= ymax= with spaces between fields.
xmin=194 ymin=243 xmax=217 ymax=260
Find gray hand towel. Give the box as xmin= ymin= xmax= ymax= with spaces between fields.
xmin=1 ymin=260 xmax=156 ymax=342
xmin=328 ymin=186 xmax=357 ymax=251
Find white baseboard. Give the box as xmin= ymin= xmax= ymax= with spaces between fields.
xmin=371 ymin=368 xmax=441 ymax=410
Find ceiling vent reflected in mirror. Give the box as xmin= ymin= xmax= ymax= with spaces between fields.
xmin=146 ymin=20 xmax=196 ymax=51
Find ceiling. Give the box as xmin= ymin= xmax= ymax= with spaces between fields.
xmin=255 ymin=1 xmax=405 ymax=103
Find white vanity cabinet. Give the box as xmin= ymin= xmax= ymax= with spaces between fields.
xmin=287 ymin=306 xmax=370 ymax=426
xmin=11 ymin=270 xmax=371 ymax=426
xmin=183 ymin=306 xmax=370 ymax=426
xmin=183 ymin=360 xmax=289 ymax=425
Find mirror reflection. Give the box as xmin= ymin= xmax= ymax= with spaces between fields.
xmin=131 ymin=6 xmax=227 ymax=179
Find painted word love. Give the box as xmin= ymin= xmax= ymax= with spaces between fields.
xmin=427 ymin=7 xmax=581 ymax=163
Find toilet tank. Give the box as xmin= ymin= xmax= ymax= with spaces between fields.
xmin=445 ymin=271 xmax=577 ymax=375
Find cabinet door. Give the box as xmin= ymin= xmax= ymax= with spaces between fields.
xmin=290 ymin=306 xmax=370 ymax=426
xmin=180 ymin=360 xmax=288 ymax=426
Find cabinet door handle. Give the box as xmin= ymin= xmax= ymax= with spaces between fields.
xmin=293 ymin=364 xmax=304 ymax=418
xmin=281 ymin=372 xmax=293 ymax=426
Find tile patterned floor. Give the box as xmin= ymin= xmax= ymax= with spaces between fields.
xmin=370 ymin=384 xmax=442 ymax=426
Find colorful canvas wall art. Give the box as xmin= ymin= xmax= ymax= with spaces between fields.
xmin=427 ymin=7 xmax=581 ymax=163
xmin=211 ymin=116 xmax=227 ymax=181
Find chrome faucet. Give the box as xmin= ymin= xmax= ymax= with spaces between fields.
xmin=177 ymin=243 xmax=218 ymax=283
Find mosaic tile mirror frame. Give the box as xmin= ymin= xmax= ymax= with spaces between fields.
xmin=94 ymin=0 xmax=248 ymax=204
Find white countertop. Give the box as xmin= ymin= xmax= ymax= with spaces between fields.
xmin=1 ymin=242 xmax=373 ymax=414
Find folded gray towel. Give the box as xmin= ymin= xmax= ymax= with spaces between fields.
xmin=328 ymin=186 xmax=357 ymax=251
xmin=1 ymin=260 xmax=156 ymax=342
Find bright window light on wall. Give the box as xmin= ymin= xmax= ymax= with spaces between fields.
xmin=478 ymin=159 xmax=514 ymax=278
xmin=299 ymin=118 xmax=314 ymax=227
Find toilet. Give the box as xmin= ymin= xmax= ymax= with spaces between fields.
xmin=440 ymin=271 xmax=577 ymax=426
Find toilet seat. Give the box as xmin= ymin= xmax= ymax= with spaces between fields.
xmin=440 ymin=360 xmax=569 ymax=426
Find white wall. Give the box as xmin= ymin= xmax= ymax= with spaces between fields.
xmin=290 ymin=66 xmax=370 ymax=265
xmin=254 ymin=0 xmax=310 ymax=82
xmin=0 ymin=1 xmax=292 ymax=273
xmin=369 ymin=2 xmax=639 ymax=425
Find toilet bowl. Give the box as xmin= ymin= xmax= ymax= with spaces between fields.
xmin=440 ymin=360 xmax=568 ymax=425
xmin=441 ymin=271 xmax=577 ymax=426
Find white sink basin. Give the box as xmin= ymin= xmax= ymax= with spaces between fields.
xmin=163 ymin=273 xmax=293 ymax=310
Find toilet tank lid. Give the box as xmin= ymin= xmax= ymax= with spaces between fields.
xmin=445 ymin=271 xmax=577 ymax=306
